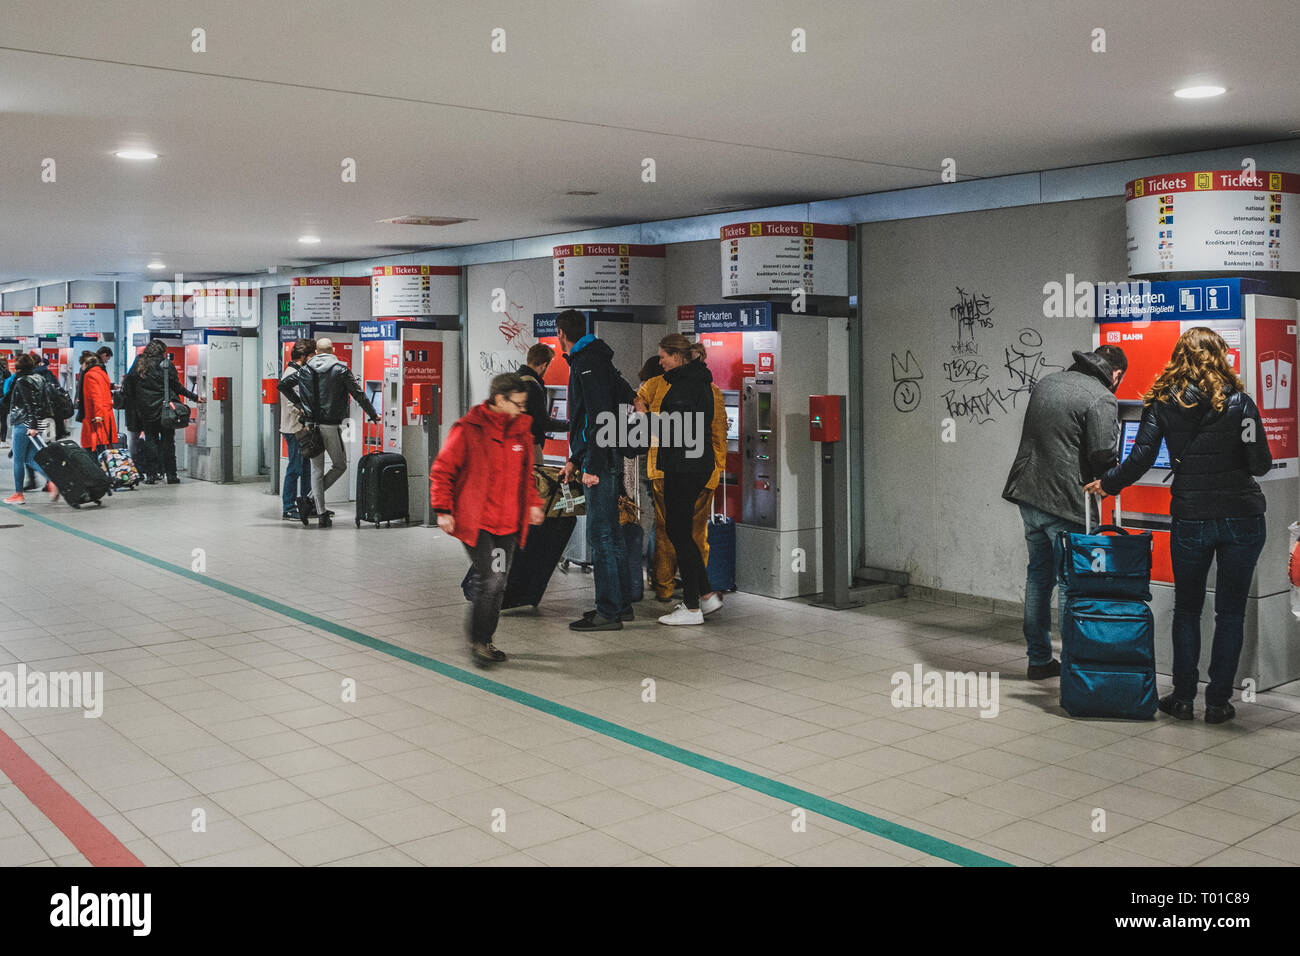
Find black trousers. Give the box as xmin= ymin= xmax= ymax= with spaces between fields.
xmin=142 ymin=423 xmax=178 ymax=478
xmin=462 ymin=530 xmax=519 ymax=644
xmin=663 ymin=470 xmax=713 ymax=609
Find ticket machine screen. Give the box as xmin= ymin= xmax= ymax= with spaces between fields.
xmin=1121 ymin=420 xmax=1171 ymax=469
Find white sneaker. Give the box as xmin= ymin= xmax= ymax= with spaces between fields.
xmin=700 ymin=593 xmax=724 ymax=616
xmin=658 ymin=604 xmax=704 ymax=626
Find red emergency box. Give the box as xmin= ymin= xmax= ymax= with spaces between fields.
xmin=261 ymin=378 xmax=278 ymax=404
xmin=809 ymin=394 xmax=842 ymax=443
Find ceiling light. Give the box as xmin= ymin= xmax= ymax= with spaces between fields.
xmin=115 ymin=149 xmax=158 ymax=160
xmin=377 ymin=215 xmax=474 ymax=226
xmin=565 ymin=190 xmax=600 ymax=196
xmin=147 ymin=261 xmax=166 ymax=270
xmin=1174 ymin=85 xmax=1225 ymax=99
xmin=298 ymin=235 xmax=321 ymax=244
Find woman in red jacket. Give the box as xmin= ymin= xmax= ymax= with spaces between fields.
xmin=430 ymin=373 xmax=544 ymax=665
xmin=78 ymin=354 xmax=119 ymax=451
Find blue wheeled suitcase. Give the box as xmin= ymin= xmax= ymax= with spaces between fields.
xmin=706 ymin=480 xmax=736 ymax=593
xmin=1057 ymin=493 xmax=1158 ymax=720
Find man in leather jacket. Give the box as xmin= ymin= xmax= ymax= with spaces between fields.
xmin=293 ymin=337 xmax=380 ymax=527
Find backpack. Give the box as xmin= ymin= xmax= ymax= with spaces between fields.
xmin=48 ymin=380 xmax=75 ymax=421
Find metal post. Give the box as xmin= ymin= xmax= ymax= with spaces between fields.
xmin=813 ymin=395 xmax=862 ymax=610
xmin=270 ymin=397 xmax=281 ymax=495
xmin=219 ymin=379 xmax=234 ymax=484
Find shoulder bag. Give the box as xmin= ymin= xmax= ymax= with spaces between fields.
xmin=158 ymin=361 xmax=192 ymax=430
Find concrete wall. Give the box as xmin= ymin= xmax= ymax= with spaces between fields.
xmin=859 ymin=197 xmax=1128 ymax=603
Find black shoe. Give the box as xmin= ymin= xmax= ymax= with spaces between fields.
xmin=296 ymin=497 xmax=312 ymax=527
xmin=283 ymin=510 xmax=301 ymax=521
xmin=569 ymin=613 xmax=623 ymax=631
xmin=1204 ymin=702 xmax=1236 ymax=725
xmin=1027 ymin=659 xmax=1061 ymax=680
xmin=1158 ymin=695 xmax=1194 ymax=720
xmin=318 ymin=510 xmax=334 ymax=528
xmin=471 ymin=642 xmax=508 ymax=664
xmin=166 ymin=475 xmax=180 ymax=484
xmin=143 ymin=476 xmax=158 ymax=485
xmin=583 ymin=607 xmax=635 ymax=622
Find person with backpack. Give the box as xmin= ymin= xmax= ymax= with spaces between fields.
xmin=634 ymin=335 xmax=726 ymax=625
xmin=275 ymin=338 xmax=316 ymax=521
xmin=555 ymin=310 xmax=638 ymax=631
xmin=3 ymin=353 xmax=58 ymax=504
xmin=430 ymin=373 xmax=544 ymax=664
xmin=294 ymin=337 xmax=380 ymax=527
xmin=1086 ymin=328 xmax=1272 ymax=725
xmin=125 ymin=339 xmax=202 ymax=484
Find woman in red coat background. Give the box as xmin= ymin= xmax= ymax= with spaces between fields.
xmin=79 ymin=353 xmax=119 ymax=451
xmin=430 ymin=372 xmax=543 ymax=665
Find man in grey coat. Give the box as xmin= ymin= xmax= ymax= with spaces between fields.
xmin=1003 ymin=345 xmax=1127 ymax=679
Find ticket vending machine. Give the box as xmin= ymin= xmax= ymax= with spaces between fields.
xmin=692 ymin=303 xmax=850 ymax=598
xmin=1095 ymin=277 xmax=1300 ymax=690
xmin=182 ymin=329 xmax=245 ymax=481
xmin=358 ymin=321 xmax=461 ymax=523
xmin=133 ymin=332 xmax=187 ymax=472
xmin=531 ymin=311 xmax=643 ymax=466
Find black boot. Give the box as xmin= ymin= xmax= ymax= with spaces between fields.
xmin=1158 ymin=695 xmax=1194 ymax=720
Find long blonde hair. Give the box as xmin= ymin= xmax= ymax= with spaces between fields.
xmin=658 ymin=333 xmax=706 ymax=364
xmin=1145 ymin=327 xmax=1245 ymax=412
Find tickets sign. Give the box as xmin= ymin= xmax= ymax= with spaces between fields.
xmin=0 ymin=311 xmax=31 ymax=336
xmin=143 ymin=294 xmax=193 ymax=331
xmin=371 ymin=265 xmax=460 ymax=316
xmin=1126 ymin=170 xmax=1300 ymax=275
xmin=192 ymin=287 xmax=259 ymax=327
xmin=720 ymin=221 xmax=849 ymax=298
xmin=64 ymin=302 xmax=114 ymax=334
xmin=33 ymin=305 xmax=64 ymax=335
xmin=552 ymin=243 xmax=666 ymax=307
xmin=291 ymin=276 xmax=371 ymax=323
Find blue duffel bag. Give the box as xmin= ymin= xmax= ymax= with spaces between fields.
xmin=1056 ymin=492 xmax=1153 ymax=601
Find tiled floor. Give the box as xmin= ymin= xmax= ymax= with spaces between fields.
xmin=1 ymin=475 xmax=1299 ymax=867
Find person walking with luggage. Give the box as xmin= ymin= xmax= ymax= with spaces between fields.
xmin=77 ymin=352 xmax=118 ymax=452
xmin=635 ymin=339 xmax=727 ymax=610
xmin=633 ymin=335 xmax=725 ymax=625
xmin=430 ymin=373 xmax=545 ymax=664
xmin=1003 ymin=345 xmax=1127 ymax=679
xmin=295 ymin=337 xmax=380 ymax=528
xmin=1086 ymin=328 xmax=1271 ymax=724
xmin=127 ymin=339 xmax=202 ymax=484
xmin=275 ymin=339 xmax=316 ymax=521
xmin=3 ymin=353 xmax=58 ymax=505
xmin=556 ymin=310 xmax=638 ymax=631
xmin=516 ymin=344 xmax=568 ymax=464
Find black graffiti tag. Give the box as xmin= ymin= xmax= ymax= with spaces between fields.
xmin=1005 ymin=328 xmax=1063 ymax=397
xmin=942 ymin=386 xmax=1013 ymax=425
xmin=891 ymin=351 xmax=923 ymax=412
xmin=951 ymin=287 xmax=994 ymax=354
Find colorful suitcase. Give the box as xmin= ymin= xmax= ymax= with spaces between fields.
xmin=354 ymin=451 xmax=409 ymax=528
xmin=1058 ymin=493 xmax=1157 ymax=720
xmin=97 ymin=442 xmax=141 ymax=490
xmin=33 ymin=437 xmax=111 ymax=509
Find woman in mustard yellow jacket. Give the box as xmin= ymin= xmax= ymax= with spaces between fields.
xmin=635 ymin=334 xmax=728 ymax=611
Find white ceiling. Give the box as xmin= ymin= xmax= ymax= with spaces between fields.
xmin=2 ymin=0 xmax=1298 ymax=284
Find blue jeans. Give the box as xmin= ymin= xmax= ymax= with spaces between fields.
xmin=1169 ymin=515 xmax=1267 ymax=706
xmin=586 ymin=465 xmax=633 ymax=620
xmin=281 ymin=433 xmax=313 ymax=513
xmin=1019 ymin=503 xmax=1083 ymax=666
xmin=11 ymin=425 xmax=48 ymax=492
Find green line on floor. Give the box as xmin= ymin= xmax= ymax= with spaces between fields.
xmin=7 ymin=503 xmax=1011 ymax=867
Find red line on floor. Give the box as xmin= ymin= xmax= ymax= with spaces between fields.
xmin=0 ymin=727 xmax=143 ymax=867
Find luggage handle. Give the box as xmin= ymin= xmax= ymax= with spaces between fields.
xmin=711 ymin=463 xmax=728 ymax=524
xmin=1084 ymin=489 xmax=1122 ymax=534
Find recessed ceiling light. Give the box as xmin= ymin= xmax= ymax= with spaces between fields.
xmin=298 ymin=235 xmax=321 ymax=244
xmin=565 ymin=190 xmax=600 ymax=196
xmin=147 ymin=261 xmax=166 ymax=270
xmin=376 ymin=215 xmax=474 ymax=226
xmin=1174 ymin=85 xmax=1225 ymax=99
xmin=115 ymin=149 xmax=159 ymax=160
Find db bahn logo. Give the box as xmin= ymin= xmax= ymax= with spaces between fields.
xmin=1106 ymin=331 xmax=1122 ymax=344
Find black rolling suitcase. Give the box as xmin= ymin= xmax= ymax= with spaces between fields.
xmin=33 ymin=436 xmax=111 ymax=508
xmin=502 ymin=514 xmax=578 ymax=609
xmin=354 ymin=451 xmax=409 ymax=527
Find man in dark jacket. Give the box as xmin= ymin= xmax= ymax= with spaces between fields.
xmin=556 ymin=310 xmax=637 ymax=631
xmin=1003 ymin=345 xmax=1127 ymax=679
xmin=125 ymin=340 xmax=202 ymax=483
xmin=294 ymin=337 xmax=380 ymax=527
xmin=516 ymin=343 xmax=567 ymax=462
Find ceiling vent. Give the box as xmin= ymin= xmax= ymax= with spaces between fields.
xmin=376 ymin=215 xmax=475 ymax=227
